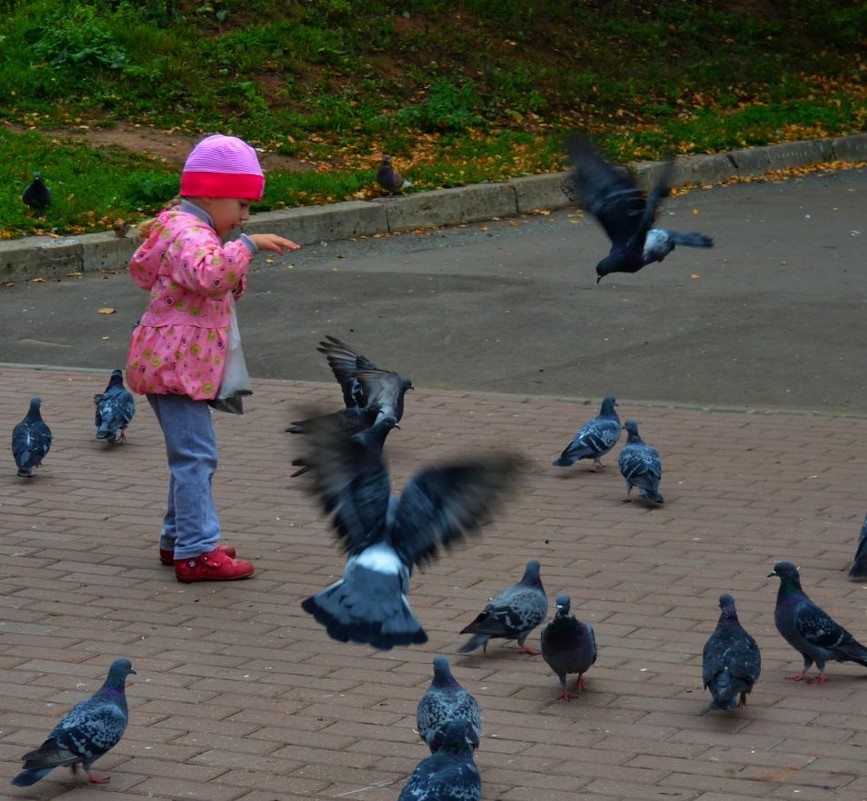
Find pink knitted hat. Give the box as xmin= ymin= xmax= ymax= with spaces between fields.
xmin=180 ymin=134 xmax=265 ymax=200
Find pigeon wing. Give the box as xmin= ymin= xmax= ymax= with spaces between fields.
xmin=567 ymin=134 xmax=647 ymax=248
xmin=389 ymin=454 xmax=520 ymax=569
xmin=301 ymin=421 xmax=392 ymax=554
xmin=317 ymin=335 xmax=378 ymax=408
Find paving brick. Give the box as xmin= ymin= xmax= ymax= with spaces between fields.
xmin=2 ymin=367 xmax=867 ymax=799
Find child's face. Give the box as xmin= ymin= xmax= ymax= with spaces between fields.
xmin=201 ymin=197 xmax=253 ymax=239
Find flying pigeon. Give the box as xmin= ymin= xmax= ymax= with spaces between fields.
xmin=397 ymin=719 xmax=481 ymax=801
xmin=702 ymin=593 xmax=761 ymax=711
xmin=540 ymin=594 xmax=597 ymax=700
xmin=769 ymin=561 xmax=867 ymax=684
xmin=459 ymin=560 xmax=548 ymax=655
xmin=12 ymin=396 xmax=53 ymax=478
xmin=848 ymin=513 xmax=867 ymax=579
xmin=12 ymin=658 xmax=136 ymax=786
xmin=377 ymin=155 xmax=412 ymax=195
xmin=417 ymin=656 xmax=481 ymax=753
xmin=553 ymin=395 xmax=621 ymax=471
xmin=566 ymin=134 xmax=713 ymax=283
xmin=618 ymin=419 xmax=664 ymax=504
xmin=291 ymin=413 xmax=398 ymax=478
xmin=94 ymin=369 xmax=136 ymax=444
xmin=299 ymin=420 xmax=520 ymax=650
xmin=21 ymin=172 xmax=51 ymax=213
xmin=286 ymin=335 xmax=413 ymax=435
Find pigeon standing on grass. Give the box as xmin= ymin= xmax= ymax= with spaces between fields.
xmin=618 ymin=419 xmax=664 ymax=504
xmin=769 ymin=561 xmax=867 ymax=684
xmin=22 ymin=172 xmax=51 ymax=213
xmin=398 ymin=720 xmax=481 ymax=801
xmin=12 ymin=396 xmax=53 ymax=478
xmin=378 ymin=155 xmax=412 ymax=195
xmin=12 ymin=658 xmax=135 ymax=786
xmin=459 ymin=560 xmax=548 ymax=655
xmin=553 ymin=395 xmax=621 ymax=471
xmin=417 ymin=656 xmax=481 ymax=753
xmin=300 ymin=420 xmax=520 ymax=650
xmin=540 ymin=594 xmax=597 ymax=700
xmin=702 ymin=593 xmax=761 ymax=711
xmin=286 ymin=335 xmax=413 ymax=435
xmin=848 ymin=513 xmax=867 ymax=579
xmin=94 ymin=369 xmax=136 ymax=444
xmin=566 ymin=134 xmax=713 ymax=283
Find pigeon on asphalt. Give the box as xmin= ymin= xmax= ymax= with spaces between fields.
xmin=300 ymin=420 xmax=520 ymax=650
xmin=12 ymin=658 xmax=136 ymax=786
xmin=702 ymin=593 xmax=761 ymax=711
xmin=566 ymin=134 xmax=713 ymax=283
xmin=769 ymin=561 xmax=867 ymax=684
xmin=553 ymin=395 xmax=621 ymax=471
xmin=848 ymin=513 xmax=867 ymax=579
xmin=459 ymin=560 xmax=548 ymax=655
xmin=398 ymin=719 xmax=481 ymax=801
xmin=618 ymin=419 xmax=664 ymax=504
xmin=378 ymin=155 xmax=412 ymax=195
xmin=286 ymin=335 xmax=413 ymax=435
xmin=291 ymin=413 xmax=398 ymax=478
xmin=94 ymin=369 xmax=136 ymax=444
xmin=417 ymin=656 xmax=481 ymax=753
xmin=540 ymin=594 xmax=597 ymax=700
xmin=21 ymin=172 xmax=51 ymax=213
xmin=12 ymin=396 xmax=53 ymax=478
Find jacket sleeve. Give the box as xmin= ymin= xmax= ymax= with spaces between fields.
xmin=166 ymin=225 xmax=253 ymax=298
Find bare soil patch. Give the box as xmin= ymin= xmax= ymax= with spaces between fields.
xmin=9 ymin=121 xmax=315 ymax=172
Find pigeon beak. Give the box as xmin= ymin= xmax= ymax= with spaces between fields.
xmin=130 ymin=668 xmax=138 ymax=675
xmin=596 ymin=275 xmax=602 ymax=285
xmin=767 ymin=569 xmax=778 ymax=578
xmin=394 ymin=422 xmax=401 ymax=430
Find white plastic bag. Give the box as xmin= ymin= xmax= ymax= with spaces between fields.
xmin=209 ymin=295 xmax=253 ymax=414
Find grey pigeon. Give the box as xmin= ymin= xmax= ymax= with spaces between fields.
xmin=553 ymin=395 xmax=621 ymax=471
xmin=566 ymin=134 xmax=712 ymax=283
xmin=300 ymin=420 xmax=520 ymax=650
xmin=12 ymin=396 xmax=52 ymax=478
xmin=22 ymin=172 xmax=51 ymax=213
xmin=12 ymin=658 xmax=135 ymax=786
xmin=540 ymin=594 xmax=597 ymax=700
xmin=291 ymin=413 xmax=398 ymax=478
xmin=848 ymin=513 xmax=867 ymax=579
xmin=377 ymin=155 xmax=412 ymax=195
xmin=618 ymin=419 xmax=664 ymax=504
xmin=702 ymin=593 xmax=761 ymax=711
xmin=769 ymin=561 xmax=867 ymax=684
xmin=459 ymin=560 xmax=548 ymax=655
xmin=398 ymin=719 xmax=481 ymax=801
xmin=286 ymin=335 xmax=413 ymax=435
xmin=417 ymin=656 xmax=481 ymax=753
xmin=94 ymin=369 xmax=136 ymax=444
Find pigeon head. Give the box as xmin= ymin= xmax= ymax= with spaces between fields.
xmin=381 ymin=155 xmax=393 ymax=166
xmin=717 ymin=593 xmax=739 ymax=623
xmin=431 ymin=655 xmax=458 ymax=688
xmin=522 ymin=560 xmax=542 ymax=583
xmin=768 ymin=561 xmax=799 ymax=580
xmin=623 ymin=419 xmax=640 ymax=439
xmin=438 ymin=719 xmax=476 ymax=754
xmin=596 ymin=253 xmax=628 ymax=283
xmin=554 ymin=594 xmax=572 ymax=616
xmin=107 ymin=658 xmax=137 ymax=682
xmin=600 ymin=395 xmax=618 ymax=416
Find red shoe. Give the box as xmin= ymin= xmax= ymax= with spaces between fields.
xmin=160 ymin=543 xmax=236 ymax=566
xmin=174 ymin=549 xmax=254 ymax=583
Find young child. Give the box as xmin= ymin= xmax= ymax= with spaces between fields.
xmin=127 ymin=134 xmax=299 ymax=582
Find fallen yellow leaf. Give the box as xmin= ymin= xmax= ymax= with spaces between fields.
xmin=690 ymin=274 xmax=702 ymax=280
xmin=97 ymin=307 xmax=116 ymax=314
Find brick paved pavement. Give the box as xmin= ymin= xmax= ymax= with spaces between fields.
xmin=1 ymin=365 xmax=867 ymax=801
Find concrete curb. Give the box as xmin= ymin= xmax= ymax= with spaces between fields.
xmin=2 ymin=133 xmax=865 ymax=282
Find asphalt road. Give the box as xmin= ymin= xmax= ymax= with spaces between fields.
xmin=1 ymin=167 xmax=865 ymax=414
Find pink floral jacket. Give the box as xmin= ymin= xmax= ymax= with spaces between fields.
xmin=126 ymin=205 xmax=254 ymax=399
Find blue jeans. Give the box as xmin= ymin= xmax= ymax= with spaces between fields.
xmin=148 ymin=394 xmax=221 ymax=559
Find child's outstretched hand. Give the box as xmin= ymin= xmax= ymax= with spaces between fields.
xmin=249 ymin=234 xmax=301 ymax=254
